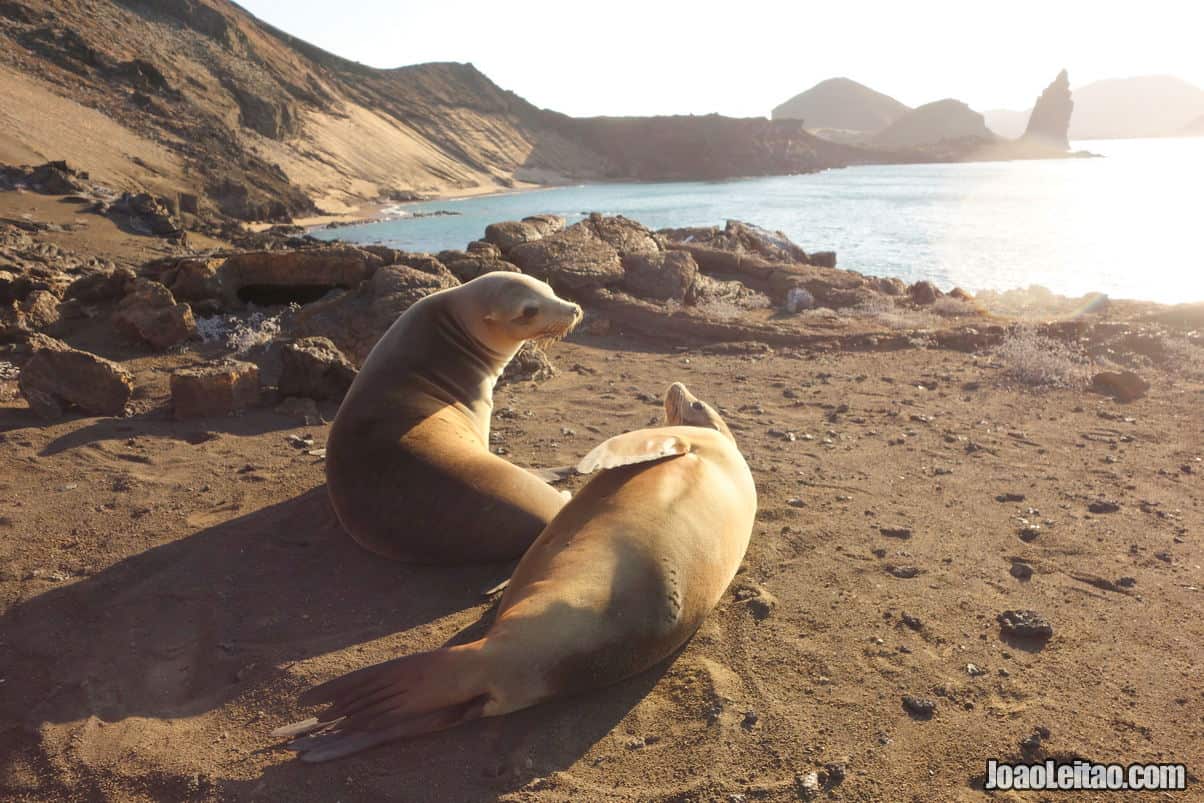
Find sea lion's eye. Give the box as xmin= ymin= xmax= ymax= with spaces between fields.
xmin=691 ymin=401 xmax=704 ymax=411
xmin=519 ymin=304 xmax=539 ymax=320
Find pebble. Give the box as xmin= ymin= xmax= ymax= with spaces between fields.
xmin=885 ymin=565 xmax=922 ymax=579
xmin=1018 ymin=526 xmax=1041 ymax=542
xmin=880 ymin=526 xmax=913 ymax=539
xmin=996 ymin=492 xmax=1026 ymax=502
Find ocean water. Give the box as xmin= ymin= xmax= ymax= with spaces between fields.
xmin=313 ymin=137 xmax=1204 ymax=304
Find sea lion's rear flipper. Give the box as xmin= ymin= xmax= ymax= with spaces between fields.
xmin=272 ymin=643 xmax=491 ymax=763
xmin=525 ymin=464 xmax=580 ymax=483
xmin=576 ymin=431 xmax=692 ymax=474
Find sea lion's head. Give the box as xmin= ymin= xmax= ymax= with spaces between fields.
xmin=664 ymin=382 xmax=734 ymax=441
xmin=458 ymin=272 xmax=582 ymax=355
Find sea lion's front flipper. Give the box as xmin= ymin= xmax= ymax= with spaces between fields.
xmin=576 ymin=431 xmax=692 ymax=474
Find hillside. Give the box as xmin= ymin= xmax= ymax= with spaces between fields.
xmin=871 ymin=99 xmax=994 ymax=149
xmin=771 ymin=77 xmax=911 ymax=133
xmin=0 ymin=0 xmax=874 ymax=224
xmin=986 ymin=75 xmax=1204 ymax=140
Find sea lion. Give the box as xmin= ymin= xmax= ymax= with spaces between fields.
xmin=275 ymin=382 xmax=757 ymax=762
xmin=325 ymin=272 xmax=582 ymax=563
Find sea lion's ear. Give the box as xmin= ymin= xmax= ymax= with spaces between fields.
xmin=576 ymin=431 xmax=692 ymax=474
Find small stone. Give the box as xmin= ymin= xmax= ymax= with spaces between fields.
xmin=900 ymin=612 xmax=922 ymax=631
xmin=741 ymin=710 xmax=759 ymax=728
xmin=787 ymin=498 xmax=806 ymax=508
xmin=997 ymin=609 xmax=1053 ymax=641
xmin=1018 ymin=527 xmax=1041 ymax=542
xmin=966 ymin=663 xmax=985 ymax=676
xmin=796 ymin=771 xmax=821 ymax=799
xmin=885 ymin=565 xmax=922 ymax=579
xmin=1116 ymin=576 xmax=1136 ymax=588
xmin=1009 ymin=562 xmax=1034 ymax=580
xmin=996 ymin=492 xmax=1026 ymax=502
xmin=880 ymin=526 xmax=912 ymax=539
xmin=902 ymin=695 xmax=936 ymax=718
xmin=1088 ymin=500 xmax=1120 ymax=514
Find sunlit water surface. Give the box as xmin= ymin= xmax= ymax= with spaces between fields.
xmin=314 ymin=137 xmax=1204 ymax=304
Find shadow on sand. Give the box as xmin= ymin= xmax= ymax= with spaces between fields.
xmin=0 ymin=484 xmax=668 ymax=799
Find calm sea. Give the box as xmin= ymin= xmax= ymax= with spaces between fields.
xmin=313 ymin=137 xmax=1204 ymax=304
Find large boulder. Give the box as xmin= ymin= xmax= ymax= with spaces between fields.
xmin=523 ymin=214 xmax=566 ymax=237
xmin=509 ymin=223 xmax=624 ymax=294
xmin=171 ymin=360 xmax=261 ymax=419
xmin=289 ymin=262 xmax=459 ymax=363
xmin=278 ymin=337 xmax=358 ymax=401
xmin=908 ymin=280 xmax=942 ymax=305
xmin=435 ymin=249 xmax=520 ymax=283
xmin=113 ymin=279 xmax=196 ymax=349
xmin=582 ymin=213 xmax=661 ymax=257
xmin=1090 ymin=370 xmax=1149 ymax=403
xmin=167 ymin=258 xmax=223 ymax=302
xmin=622 ymin=250 xmax=699 ymax=302
xmin=17 ymin=335 xmax=133 ymax=418
xmin=484 ymin=220 xmax=544 ymax=253
xmin=63 ymin=267 xmax=137 ymax=304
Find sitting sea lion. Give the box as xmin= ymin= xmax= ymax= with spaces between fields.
xmin=276 ymin=382 xmax=757 ymax=762
xmin=325 ymin=272 xmax=581 ymax=563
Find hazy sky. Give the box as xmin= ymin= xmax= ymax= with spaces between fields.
xmin=237 ymin=0 xmax=1203 ymax=117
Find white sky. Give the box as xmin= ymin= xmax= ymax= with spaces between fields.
xmin=236 ymin=0 xmax=1204 ymax=117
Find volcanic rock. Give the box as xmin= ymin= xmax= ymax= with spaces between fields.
xmin=113 ymin=279 xmax=196 ymax=349
xmin=17 ymin=335 xmax=133 ymax=418
xmin=621 ymin=250 xmax=698 ymax=302
xmin=171 ymin=360 xmax=260 ymax=419
xmin=484 ymin=220 xmax=545 ymax=253
xmin=289 ymin=262 xmax=459 ymax=363
xmin=1024 ymin=70 xmax=1074 ymax=150
xmin=63 ymin=267 xmax=136 ymax=304
xmin=509 ymin=223 xmax=624 ymax=294
xmin=277 ymin=337 xmax=357 ymax=401
xmin=1090 ymin=370 xmax=1149 ymax=402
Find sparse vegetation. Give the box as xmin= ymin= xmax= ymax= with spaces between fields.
xmin=992 ymin=326 xmax=1093 ymax=388
xmin=930 ymin=296 xmax=980 ymax=317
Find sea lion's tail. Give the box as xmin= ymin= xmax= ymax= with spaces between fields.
xmin=272 ymin=641 xmax=492 ymax=762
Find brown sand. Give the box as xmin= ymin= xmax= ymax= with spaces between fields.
xmin=1 ymin=331 xmax=1201 ymax=802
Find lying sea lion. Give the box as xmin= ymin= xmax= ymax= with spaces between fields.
xmin=276 ymin=382 xmax=757 ymax=762
xmin=325 ymin=272 xmax=582 ymax=563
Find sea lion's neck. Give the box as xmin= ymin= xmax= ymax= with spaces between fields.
xmin=425 ymin=304 xmax=518 ymax=439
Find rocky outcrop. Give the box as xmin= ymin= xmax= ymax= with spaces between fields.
xmin=660 ymin=220 xmax=812 ymax=264
xmin=509 ymin=223 xmax=625 ymax=294
xmin=288 ymin=260 xmax=458 ymax=363
xmin=171 ymin=360 xmax=261 ymax=419
xmin=622 ymin=251 xmax=699 ymax=302
xmin=278 ymin=337 xmax=357 ymax=401
xmin=1024 ymin=70 xmax=1073 ymax=150
xmin=112 ymin=279 xmax=196 ymax=349
xmin=17 ymin=335 xmax=133 ymax=418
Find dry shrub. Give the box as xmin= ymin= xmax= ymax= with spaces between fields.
xmin=839 ymin=297 xmax=940 ymax=330
xmin=678 ymin=291 xmax=773 ymax=320
xmin=196 ymin=307 xmax=295 ymax=353
xmin=931 ymin=296 xmax=980 ymax=317
xmin=993 ymin=327 xmax=1092 ymax=388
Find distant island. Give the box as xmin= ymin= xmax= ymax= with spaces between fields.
xmin=0 ymin=0 xmax=1078 ymax=228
